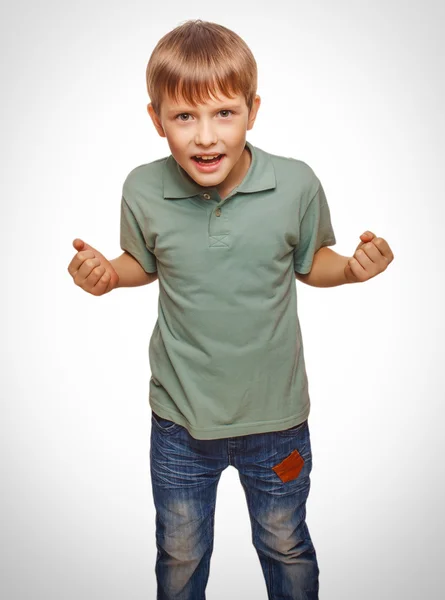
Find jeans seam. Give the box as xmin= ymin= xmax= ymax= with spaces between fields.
xmin=240 ymin=476 xmax=275 ymax=593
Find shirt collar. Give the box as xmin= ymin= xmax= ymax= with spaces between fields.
xmin=162 ymin=140 xmax=276 ymax=199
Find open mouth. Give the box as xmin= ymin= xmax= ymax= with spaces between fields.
xmin=191 ymin=154 xmax=225 ymax=172
xmin=192 ymin=154 xmax=224 ymax=164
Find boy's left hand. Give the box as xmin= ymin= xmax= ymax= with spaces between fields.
xmin=345 ymin=231 xmax=394 ymax=283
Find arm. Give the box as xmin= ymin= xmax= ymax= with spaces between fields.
xmin=295 ymin=246 xmax=350 ymax=287
xmin=295 ymin=231 xmax=394 ymax=287
xmin=110 ymin=251 xmax=158 ymax=288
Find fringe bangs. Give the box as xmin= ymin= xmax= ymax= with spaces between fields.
xmin=146 ymin=20 xmax=257 ymax=115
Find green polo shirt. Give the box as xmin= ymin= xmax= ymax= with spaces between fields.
xmin=120 ymin=140 xmax=336 ymax=439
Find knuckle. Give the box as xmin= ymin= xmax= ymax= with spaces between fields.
xmin=79 ymin=251 xmax=94 ymax=262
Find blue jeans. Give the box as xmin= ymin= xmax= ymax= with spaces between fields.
xmin=150 ymin=411 xmax=319 ymax=600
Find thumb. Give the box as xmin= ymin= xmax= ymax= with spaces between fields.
xmin=72 ymin=238 xmax=111 ymax=268
xmin=72 ymin=238 xmax=96 ymax=253
xmin=355 ymin=230 xmax=376 ymax=252
xmin=73 ymin=238 xmax=85 ymax=251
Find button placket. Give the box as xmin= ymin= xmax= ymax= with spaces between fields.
xmin=208 ymin=195 xmax=230 ymax=248
xmin=200 ymin=189 xmax=236 ymax=208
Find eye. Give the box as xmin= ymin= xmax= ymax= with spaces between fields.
xmin=176 ymin=113 xmax=191 ymax=121
xmin=175 ymin=110 xmax=234 ymax=121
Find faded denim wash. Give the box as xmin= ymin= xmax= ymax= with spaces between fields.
xmin=150 ymin=411 xmax=319 ymax=600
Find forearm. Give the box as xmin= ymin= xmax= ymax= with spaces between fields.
xmin=295 ymin=246 xmax=350 ymax=287
xmin=110 ymin=251 xmax=158 ymax=288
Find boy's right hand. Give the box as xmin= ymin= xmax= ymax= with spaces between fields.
xmin=67 ymin=239 xmax=119 ymax=296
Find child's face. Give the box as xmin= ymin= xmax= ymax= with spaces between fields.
xmin=147 ymin=91 xmax=260 ymax=197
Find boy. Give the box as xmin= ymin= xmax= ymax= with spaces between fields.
xmin=67 ymin=19 xmax=393 ymax=600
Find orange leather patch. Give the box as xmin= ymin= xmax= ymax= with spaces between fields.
xmin=272 ymin=449 xmax=305 ymax=483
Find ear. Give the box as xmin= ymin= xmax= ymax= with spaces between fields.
xmin=147 ymin=103 xmax=166 ymax=138
xmin=247 ymin=95 xmax=261 ymax=131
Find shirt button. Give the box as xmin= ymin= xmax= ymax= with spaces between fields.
xmin=215 ymin=208 xmax=221 ymax=216
xmin=203 ymin=193 xmax=211 ymax=199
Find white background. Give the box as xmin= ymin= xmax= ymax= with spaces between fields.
xmin=2 ymin=0 xmax=444 ymax=598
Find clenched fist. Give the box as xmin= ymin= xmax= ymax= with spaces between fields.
xmin=67 ymin=239 xmax=119 ymax=296
xmin=344 ymin=231 xmax=394 ymax=284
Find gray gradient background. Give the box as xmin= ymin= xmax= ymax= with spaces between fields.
xmin=2 ymin=0 xmax=444 ymax=598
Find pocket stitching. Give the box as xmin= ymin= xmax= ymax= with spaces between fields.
xmin=151 ymin=412 xmax=180 ymax=433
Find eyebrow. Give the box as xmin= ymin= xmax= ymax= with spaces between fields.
xmin=167 ymin=103 xmax=242 ymax=115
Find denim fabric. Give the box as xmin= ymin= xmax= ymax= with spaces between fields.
xmin=150 ymin=411 xmax=319 ymax=600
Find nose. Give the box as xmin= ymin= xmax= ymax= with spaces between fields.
xmin=194 ymin=118 xmax=218 ymax=146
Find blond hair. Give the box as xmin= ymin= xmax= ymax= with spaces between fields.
xmin=146 ymin=20 xmax=258 ymax=116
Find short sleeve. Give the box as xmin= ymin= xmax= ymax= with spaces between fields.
xmin=120 ymin=195 xmax=157 ymax=273
xmin=293 ymin=181 xmax=336 ymax=274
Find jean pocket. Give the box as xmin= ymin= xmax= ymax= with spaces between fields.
xmin=151 ymin=410 xmax=181 ymax=433
xmin=276 ymin=418 xmax=308 ymax=436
